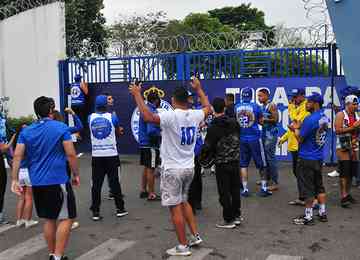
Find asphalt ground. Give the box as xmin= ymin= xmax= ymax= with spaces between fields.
xmin=0 ymin=155 xmax=359 ymax=260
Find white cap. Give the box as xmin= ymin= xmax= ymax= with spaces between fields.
xmin=345 ymin=95 xmax=359 ymax=104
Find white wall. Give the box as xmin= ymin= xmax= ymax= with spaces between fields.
xmin=0 ymin=2 xmax=66 ymax=117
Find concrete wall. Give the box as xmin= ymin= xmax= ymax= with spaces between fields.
xmin=0 ymin=2 xmax=65 ymax=117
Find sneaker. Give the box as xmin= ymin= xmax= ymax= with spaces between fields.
xmin=25 ymin=220 xmax=39 ymax=229
xmin=341 ymin=196 xmax=351 ymax=208
xmin=327 ymin=170 xmax=340 ymax=177
xmin=216 ymin=221 xmax=236 ymax=229
xmin=293 ymin=215 xmax=315 ymax=225
xmin=49 ymin=256 xmax=69 ymax=260
xmin=139 ymin=191 xmax=149 ymax=199
xmin=92 ymin=212 xmax=103 ymax=221
xmin=257 ymin=189 xmax=272 ymax=197
xmin=241 ymin=190 xmax=250 ymax=197
xmin=234 ymin=216 xmax=244 ymax=226
xmin=348 ymin=195 xmax=357 ymax=204
xmin=317 ymin=214 xmax=328 ymax=223
xmin=166 ymin=245 xmax=192 ymax=256
xmin=71 ymin=221 xmax=80 ymax=230
xmin=77 ymin=153 xmax=84 ymax=158
xmin=16 ymin=219 xmax=25 ymax=227
xmin=188 ymin=234 xmax=203 ymax=247
xmin=107 ymin=193 xmax=115 ymax=200
xmin=116 ymin=209 xmax=129 ymax=218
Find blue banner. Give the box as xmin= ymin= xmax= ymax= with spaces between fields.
xmin=85 ymin=76 xmax=347 ymax=162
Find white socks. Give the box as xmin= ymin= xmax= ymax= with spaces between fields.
xmin=319 ymin=204 xmax=326 ymax=216
xmin=242 ymin=181 xmax=248 ymax=191
xmin=305 ymin=207 xmax=313 ymax=220
xmin=261 ymin=180 xmax=267 ymax=191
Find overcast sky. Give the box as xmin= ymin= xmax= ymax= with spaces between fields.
xmin=103 ymin=0 xmax=314 ymax=27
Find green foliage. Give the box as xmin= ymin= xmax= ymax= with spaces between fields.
xmin=6 ymin=115 xmax=35 ymax=134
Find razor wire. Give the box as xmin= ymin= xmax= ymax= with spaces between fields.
xmin=0 ymin=0 xmax=63 ymax=20
xmin=67 ymin=24 xmax=336 ymax=58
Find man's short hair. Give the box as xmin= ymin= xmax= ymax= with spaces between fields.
xmin=212 ymin=97 xmax=226 ymax=114
xmin=172 ymin=86 xmax=189 ymax=104
xmin=225 ymin=93 xmax=235 ymax=103
xmin=34 ymin=96 xmax=54 ymax=119
xmin=259 ymin=88 xmax=270 ymax=96
xmin=147 ymin=91 xmax=160 ymax=104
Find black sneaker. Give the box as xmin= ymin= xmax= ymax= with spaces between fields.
xmin=293 ymin=215 xmax=315 ymax=225
xmin=317 ymin=214 xmax=328 ymax=223
xmin=116 ymin=209 xmax=129 ymax=218
xmin=216 ymin=221 xmax=236 ymax=229
xmin=107 ymin=193 xmax=114 ymax=200
xmin=139 ymin=191 xmax=149 ymax=199
xmin=341 ymin=196 xmax=351 ymax=208
xmin=92 ymin=212 xmax=103 ymax=221
xmin=348 ymin=195 xmax=357 ymax=204
xmin=49 ymin=256 xmax=68 ymax=260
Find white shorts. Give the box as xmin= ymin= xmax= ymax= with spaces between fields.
xmin=19 ymin=168 xmax=31 ymax=187
xmin=160 ymin=168 xmax=194 ymax=207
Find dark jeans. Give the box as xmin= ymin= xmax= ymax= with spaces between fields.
xmin=291 ymin=151 xmax=304 ymax=201
xmin=90 ymin=156 xmax=124 ymax=213
xmin=0 ymin=156 xmax=6 ymax=213
xmin=188 ymin=156 xmax=202 ymax=211
xmin=215 ymin=162 xmax=241 ymax=222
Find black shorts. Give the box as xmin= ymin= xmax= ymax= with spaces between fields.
xmin=32 ymin=183 xmax=77 ymax=220
xmin=297 ymin=159 xmax=325 ymax=200
xmin=338 ymin=160 xmax=358 ymax=178
xmin=140 ymin=148 xmax=160 ymax=169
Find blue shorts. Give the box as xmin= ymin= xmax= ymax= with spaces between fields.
xmin=240 ymin=139 xmax=267 ymax=169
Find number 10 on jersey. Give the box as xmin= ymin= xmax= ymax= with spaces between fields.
xmin=181 ymin=127 xmax=196 ymax=145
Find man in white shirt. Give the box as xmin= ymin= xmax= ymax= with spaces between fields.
xmin=129 ymin=78 xmax=211 ymax=257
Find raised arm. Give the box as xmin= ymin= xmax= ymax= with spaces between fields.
xmin=129 ymin=83 xmax=160 ymax=125
xmin=190 ymin=78 xmax=212 ymax=118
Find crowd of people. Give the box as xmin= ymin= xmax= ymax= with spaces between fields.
xmin=0 ymin=75 xmax=359 ymax=258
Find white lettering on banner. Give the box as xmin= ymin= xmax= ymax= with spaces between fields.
xmin=226 ymin=88 xmax=240 ymax=103
xmin=272 ymin=87 xmax=289 ymax=106
xmin=306 ymin=86 xmax=321 ymax=96
xmin=323 ymin=86 xmax=340 ymax=107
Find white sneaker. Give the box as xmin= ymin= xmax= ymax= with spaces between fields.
xmin=25 ymin=220 xmax=39 ymax=229
xmin=16 ymin=219 xmax=25 ymax=227
xmin=77 ymin=153 xmax=84 ymax=158
xmin=166 ymin=245 xmax=192 ymax=256
xmin=328 ymin=170 xmax=340 ymax=177
xmin=234 ymin=216 xmax=244 ymax=226
xmin=71 ymin=221 xmax=80 ymax=230
xmin=188 ymin=234 xmax=203 ymax=247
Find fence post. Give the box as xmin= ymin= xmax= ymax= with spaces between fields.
xmin=184 ymin=53 xmax=191 ymax=81
xmin=176 ymin=53 xmax=185 ymax=81
xmin=58 ymin=59 xmax=69 ymax=117
xmin=329 ymin=43 xmax=337 ymax=166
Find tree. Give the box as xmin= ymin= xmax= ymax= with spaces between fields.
xmin=65 ymin=0 xmax=108 ymax=57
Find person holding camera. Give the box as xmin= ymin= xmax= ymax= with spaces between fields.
xmin=335 ymin=95 xmax=360 ymax=208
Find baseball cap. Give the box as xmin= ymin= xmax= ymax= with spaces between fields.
xmin=345 ymin=95 xmax=359 ymax=104
xmin=306 ymin=92 xmax=323 ymax=105
xmin=241 ymin=88 xmax=253 ymax=101
xmin=289 ymin=88 xmax=305 ymax=97
xmin=95 ymin=95 xmax=107 ymax=108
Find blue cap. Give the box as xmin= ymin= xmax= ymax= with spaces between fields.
xmin=241 ymin=88 xmax=252 ymax=101
xmin=74 ymin=74 xmax=82 ymax=82
xmin=95 ymin=95 xmax=107 ymax=108
xmin=307 ymin=92 xmax=323 ymax=104
xmin=289 ymin=88 xmax=305 ymax=97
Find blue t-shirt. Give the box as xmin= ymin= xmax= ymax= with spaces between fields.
xmin=17 ymin=118 xmax=72 ymax=186
xmin=299 ymin=110 xmax=330 ymax=161
xmin=70 ymin=82 xmax=85 ymax=106
xmin=235 ymin=101 xmax=263 ymax=141
xmin=139 ymin=103 xmax=161 ymax=148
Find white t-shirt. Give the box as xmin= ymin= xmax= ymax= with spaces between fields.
xmin=159 ymin=108 xmax=205 ymax=170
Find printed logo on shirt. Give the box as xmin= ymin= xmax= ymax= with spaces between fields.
xmin=71 ymin=86 xmax=81 ymax=99
xmin=90 ymin=117 xmax=112 ymax=140
xmin=236 ymin=107 xmax=255 ymax=128
xmin=131 ymin=99 xmax=172 ymax=142
xmin=316 ymin=115 xmax=330 ymax=147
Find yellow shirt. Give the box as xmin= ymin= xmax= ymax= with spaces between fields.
xmin=288 ymin=100 xmax=310 ymax=122
xmin=279 ymin=130 xmax=298 ymax=152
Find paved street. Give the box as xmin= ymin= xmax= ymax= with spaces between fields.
xmin=1 ymin=155 xmax=360 ymax=260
